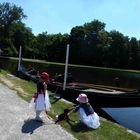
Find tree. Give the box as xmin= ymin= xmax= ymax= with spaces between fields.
xmin=0 ymin=2 xmax=27 ymax=56
xmin=96 ymin=31 xmax=112 ymax=67
xmin=69 ymin=26 xmax=85 ymax=64
xmin=70 ymin=20 xmax=106 ymax=65
xmin=0 ymin=2 xmax=26 ymax=38
xmin=34 ymin=32 xmax=48 ymax=59
xmin=108 ymin=30 xmax=129 ymax=68
xmin=129 ymin=37 xmax=140 ymax=69
xmin=12 ymin=22 xmax=34 ymax=57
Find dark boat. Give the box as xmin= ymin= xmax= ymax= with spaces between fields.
xmin=17 ymin=69 xmax=140 ymax=108
xmin=47 ymin=81 xmax=140 ymax=108
xmin=17 ymin=64 xmax=40 ymax=83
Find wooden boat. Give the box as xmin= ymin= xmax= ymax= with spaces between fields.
xmin=47 ymin=81 xmax=140 ymax=108
xmin=17 ymin=66 xmax=40 ymax=83
xmin=18 ymin=70 xmax=140 ymax=108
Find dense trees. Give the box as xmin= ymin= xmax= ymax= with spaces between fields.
xmin=0 ymin=2 xmax=26 ymax=37
xmin=1 ymin=2 xmax=140 ymax=70
xmin=0 ymin=2 xmax=28 ymax=56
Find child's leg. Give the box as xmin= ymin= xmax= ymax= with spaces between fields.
xmin=35 ymin=110 xmax=42 ymax=121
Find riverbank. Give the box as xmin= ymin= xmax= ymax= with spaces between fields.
xmin=0 ymin=70 xmax=140 ymax=140
xmin=0 ymin=83 xmax=76 ymax=140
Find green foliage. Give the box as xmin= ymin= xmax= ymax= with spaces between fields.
xmin=31 ymin=33 xmax=70 ymax=62
xmin=84 ymin=19 xmax=105 ymax=33
xmin=129 ymin=37 xmax=140 ymax=69
xmin=1 ymin=3 xmax=140 ymax=70
xmin=0 ymin=38 xmax=17 ymax=56
xmin=0 ymin=2 xmax=34 ymax=57
xmin=0 ymin=2 xmax=26 ymax=38
xmin=70 ymin=19 xmax=107 ymax=65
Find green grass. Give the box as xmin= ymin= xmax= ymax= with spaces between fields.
xmin=3 ymin=56 xmax=140 ymax=73
xmin=0 ymin=69 xmax=140 ymax=140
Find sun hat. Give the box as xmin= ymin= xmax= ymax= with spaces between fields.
xmin=41 ymin=72 xmax=49 ymax=79
xmin=76 ymin=93 xmax=89 ymax=103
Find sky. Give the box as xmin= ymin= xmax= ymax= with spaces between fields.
xmin=0 ymin=0 xmax=140 ymax=39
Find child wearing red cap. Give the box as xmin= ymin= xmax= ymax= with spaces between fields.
xmin=30 ymin=72 xmax=51 ymax=121
xmin=75 ymin=93 xmax=100 ymax=129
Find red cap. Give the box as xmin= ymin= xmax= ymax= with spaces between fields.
xmin=41 ymin=72 xmax=49 ymax=79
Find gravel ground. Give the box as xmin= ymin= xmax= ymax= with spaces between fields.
xmin=0 ymin=83 xmax=77 ymax=140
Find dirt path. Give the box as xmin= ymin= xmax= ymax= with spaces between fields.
xmin=0 ymin=83 xmax=77 ymax=140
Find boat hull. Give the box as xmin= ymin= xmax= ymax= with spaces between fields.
xmin=17 ymin=70 xmax=140 ymax=108
xmin=47 ymin=82 xmax=140 ymax=108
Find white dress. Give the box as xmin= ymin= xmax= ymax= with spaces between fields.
xmin=29 ymin=90 xmax=51 ymax=111
xmin=79 ymin=107 xmax=100 ymax=129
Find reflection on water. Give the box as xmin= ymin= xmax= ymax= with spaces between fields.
xmin=103 ymin=107 xmax=140 ymax=134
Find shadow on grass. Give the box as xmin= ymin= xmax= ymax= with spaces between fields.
xmin=66 ymin=120 xmax=94 ymax=132
xmin=21 ymin=118 xmax=43 ymax=134
xmin=49 ymin=94 xmax=62 ymax=104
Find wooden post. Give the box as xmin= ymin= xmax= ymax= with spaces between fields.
xmin=18 ymin=46 xmax=22 ymax=71
xmin=63 ymin=44 xmax=70 ymax=90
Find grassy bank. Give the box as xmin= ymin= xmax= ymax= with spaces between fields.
xmin=0 ymin=70 xmax=140 ymax=140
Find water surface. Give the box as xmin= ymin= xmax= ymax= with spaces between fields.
xmin=103 ymin=107 xmax=140 ymax=134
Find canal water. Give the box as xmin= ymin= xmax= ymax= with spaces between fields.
xmin=1 ymin=57 xmax=140 ymax=89
xmin=103 ymin=107 xmax=140 ymax=134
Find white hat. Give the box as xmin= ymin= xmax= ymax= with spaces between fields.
xmin=76 ymin=93 xmax=89 ymax=103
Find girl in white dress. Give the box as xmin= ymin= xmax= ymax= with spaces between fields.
xmin=30 ymin=72 xmax=51 ymax=121
xmin=75 ymin=93 xmax=100 ymax=129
